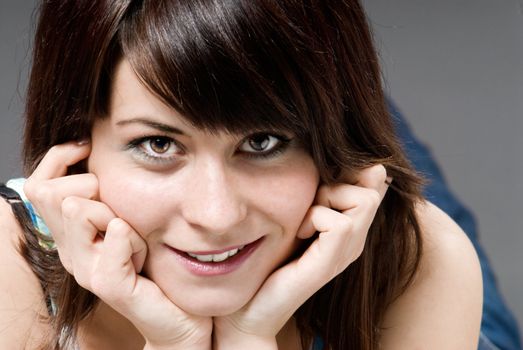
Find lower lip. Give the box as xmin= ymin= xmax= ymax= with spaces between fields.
xmin=167 ymin=237 xmax=264 ymax=276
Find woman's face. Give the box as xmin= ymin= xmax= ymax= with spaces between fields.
xmin=88 ymin=60 xmax=320 ymax=316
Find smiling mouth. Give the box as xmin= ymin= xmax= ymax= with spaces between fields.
xmin=186 ymin=245 xmax=246 ymax=262
xmin=167 ymin=237 xmax=264 ymax=276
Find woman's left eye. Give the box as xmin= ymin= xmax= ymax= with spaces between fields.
xmin=238 ymin=133 xmax=290 ymax=157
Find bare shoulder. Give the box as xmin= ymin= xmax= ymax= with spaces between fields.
xmin=379 ymin=201 xmax=483 ymax=349
xmin=0 ymin=199 xmax=51 ymax=347
xmin=414 ymin=201 xmax=481 ymax=272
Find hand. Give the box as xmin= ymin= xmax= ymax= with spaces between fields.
xmin=212 ymin=165 xmax=390 ymax=349
xmin=24 ymin=142 xmax=212 ymax=350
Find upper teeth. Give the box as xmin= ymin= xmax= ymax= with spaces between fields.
xmin=187 ymin=245 xmax=245 ymax=262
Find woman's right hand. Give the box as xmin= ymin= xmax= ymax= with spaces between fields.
xmin=24 ymin=142 xmax=212 ymax=350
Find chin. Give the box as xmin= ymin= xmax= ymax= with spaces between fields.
xmin=168 ymin=288 xmax=255 ymax=317
xmin=182 ymin=299 xmax=244 ymax=317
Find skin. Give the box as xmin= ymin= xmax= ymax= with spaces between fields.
xmin=88 ymin=60 xmax=320 ymax=317
xmin=0 ymin=59 xmax=482 ymax=349
xmin=21 ymin=60 xmax=391 ymax=349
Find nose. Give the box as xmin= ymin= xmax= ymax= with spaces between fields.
xmin=180 ymin=158 xmax=247 ymax=235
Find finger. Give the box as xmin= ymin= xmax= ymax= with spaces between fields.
xmin=62 ymin=196 xmax=115 ymax=241
xmin=28 ymin=141 xmax=90 ymax=181
xmin=26 ymin=173 xmax=99 ymax=214
xmin=248 ymin=171 xmax=390 ymax=333
xmin=252 ymin=207 xmax=360 ymax=326
xmin=315 ymin=183 xmax=382 ymax=212
xmin=61 ymin=197 xmax=116 ymax=275
xmin=22 ymin=174 xmax=100 ymax=265
xmin=328 ymin=164 xmax=390 ymax=207
xmin=299 ymin=185 xmax=382 ymax=239
xmin=353 ymin=164 xmax=389 ymax=196
xmin=107 ymin=219 xmax=148 ymax=274
xmin=293 ymin=207 xmax=363 ymax=282
xmin=90 ymin=221 xmax=206 ymax=344
xmin=297 ymin=203 xmax=353 ymax=239
xmin=44 ymin=173 xmax=99 ymax=200
xmin=92 ymin=218 xmax=150 ymax=311
xmin=100 ymin=218 xmax=147 ymax=277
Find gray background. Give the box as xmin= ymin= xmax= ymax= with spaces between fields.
xmin=1 ymin=0 xmax=522 ymax=334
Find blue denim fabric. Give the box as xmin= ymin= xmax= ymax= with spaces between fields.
xmin=312 ymin=332 xmax=502 ymax=349
xmin=388 ymin=99 xmax=522 ymax=350
xmin=312 ymin=337 xmax=323 ymax=350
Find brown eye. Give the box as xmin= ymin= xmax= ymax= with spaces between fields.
xmin=149 ymin=137 xmax=171 ymax=154
xmin=240 ymin=134 xmax=280 ymax=153
xmin=248 ymin=134 xmax=271 ymax=151
xmin=137 ymin=136 xmax=180 ymax=159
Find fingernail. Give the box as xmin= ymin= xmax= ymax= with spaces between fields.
xmin=77 ymin=139 xmax=90 ymax=145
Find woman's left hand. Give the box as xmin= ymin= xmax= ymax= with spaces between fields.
xmin=212 ymin=165 xmax=390 ymax=349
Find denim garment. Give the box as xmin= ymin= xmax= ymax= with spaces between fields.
xmin=312 ymin=331 xmax=499 ymax=349
xmin=389 ymin=98 xmax=521 ymax=350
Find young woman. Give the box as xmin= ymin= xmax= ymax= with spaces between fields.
xmin=0 ymin=0 xmax=482 ymax=349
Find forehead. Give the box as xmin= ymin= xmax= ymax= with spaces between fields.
xmin=109 ymin=59 xmax=181 ymax=121
xmin=108 ymin=60 xmax=274 ymax=141
xmin=110 ymin=58 xmax=305 ymax=140
xmin=109 ymin=60 xmax=192 ymax=128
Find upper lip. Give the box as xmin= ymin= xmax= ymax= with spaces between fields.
xmin=167 ymin=237 xmax=263 ymax=255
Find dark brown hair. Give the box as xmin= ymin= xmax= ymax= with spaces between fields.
xmin=20 ymin=0 xmax=423 ymax=349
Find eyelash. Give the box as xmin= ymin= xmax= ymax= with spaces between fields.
xmin=240 ymin=133 xmax=292 ymax=159
xmin=127 ymin=136 xmax=182 ymax=164
xmin=126 ymin=133 xmax=292 ymax=165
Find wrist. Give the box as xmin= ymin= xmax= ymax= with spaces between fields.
xmin=144 ymin=339 xmax=211 ymax=350
xmin=213 ymin=329 xmax=277 ymax=350
xmin=144 ymin=345 xmax=210 ymax=350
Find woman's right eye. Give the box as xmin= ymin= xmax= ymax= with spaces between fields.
xmin=128 ymin=136 xmax=182 ymax=163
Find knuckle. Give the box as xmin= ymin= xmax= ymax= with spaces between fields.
xmin=61 ymin=196 xmax=82 ymax=218
xmin=107 ymin=226 xmax=129 ymax=242
xmin=47 ymin=144 xmax=62 ymax=156
xmin=309 ymin=204 xmax=323 ymax=217
xmin=23 ymin=179 xmax=36 ymax=200
xmin=372 ymin=164 xmax=387 ymax=183
xmin=30 ymin=183 xmax=54 ymax=204
xmin=365 ymin=190 xmax=382 ymax=208
xmin=371 ymin=190 xmax=382 ymax=205
xmin=84 ymin=173 xmax=99 ymax=198
xmin=107 ymin=218 xmax=129 ymax=237
xmin=337 ymin=214 xmax=353 ymax=232
xmin=46 ymin=144 xmax=70 ymax=162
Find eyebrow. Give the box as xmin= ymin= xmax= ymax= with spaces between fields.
xmin=116 ymin=117 xmax=187 ymax=135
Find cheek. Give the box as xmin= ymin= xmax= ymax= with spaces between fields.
xmin=255 ymin=162 xmax=319 ymax=235
xmin=88 ymin=119 xmax=180 ymax=236
xmin=95 ymin=169 xmax=177 ymax=236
